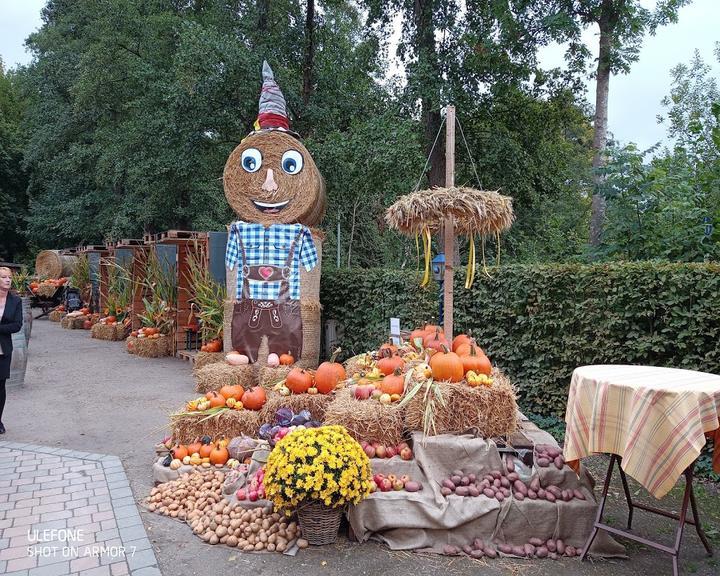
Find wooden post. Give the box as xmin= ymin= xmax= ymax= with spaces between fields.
xmin=443 ymin=105 xmax=455 ymax=341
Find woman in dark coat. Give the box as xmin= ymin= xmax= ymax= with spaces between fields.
xmin=0 ymin=266 xmax=23 ymax=434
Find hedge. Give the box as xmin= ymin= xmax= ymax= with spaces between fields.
xmin=320 ymin=262 xmax=720 ymax=417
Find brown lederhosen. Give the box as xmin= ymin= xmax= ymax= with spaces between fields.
xmin=231 ymin=230 xmax=303 ymax=363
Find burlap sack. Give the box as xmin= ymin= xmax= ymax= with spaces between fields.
xmin=347 ymin=432 xmax=625 ymax=556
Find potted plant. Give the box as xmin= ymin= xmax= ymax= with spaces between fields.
xmin=263 ymin=425 xmax=373 ymax=545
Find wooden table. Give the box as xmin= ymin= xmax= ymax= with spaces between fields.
xmin=563 ymin=365 xmax=720 ymax=575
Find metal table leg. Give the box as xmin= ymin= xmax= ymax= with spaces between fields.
xmin=580 ymin=455 xmax=713 ymax=576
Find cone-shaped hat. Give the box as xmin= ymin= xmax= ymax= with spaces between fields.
xmin=256 ymin=60 xmax=290 ymax=131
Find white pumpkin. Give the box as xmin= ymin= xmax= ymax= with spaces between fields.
xmin=226 ymin=352 xmax=249 ymax=366
xmin=267 ymin=353 xmax=280 ymax=367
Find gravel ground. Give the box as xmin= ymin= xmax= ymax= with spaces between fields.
xmin=3 ymin=318 xmax=718 ymax=575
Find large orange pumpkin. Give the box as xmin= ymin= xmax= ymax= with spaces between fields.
xmin=377 ymin=351 xmax=405 ymax=376
xmin=199 ymin=442 xmax=214 ymax=458
xmin=219 ymin=384 xmax=244 ymax=401
xmin=452 ymin=333 xmax=472 ymax=353
xmin=209 ymin=444 xmax=229 ymax=466
xmin=461 ymin=345 xmax=489 ymax=375
xmin=242 ymin=387 xmax=267 ymax=410
xmin=380 ymin=368 xmax=405 ymax=396
xmin=206 ymin=391 xmax=226 ymax=408
xmin=314 ymin=348 xmax=346 ymax=394
xmin=172 ymin=444 xmax=189 ymax=460
xmin=456 ymin=340 xmax=484 ymax=357
xmin=424 ymin=329 xmax=450 ymax=353
xmin=286 ymin=368 xmax=314 ymax=394
xmin=429 ymin=346 xmax=464 ymax=383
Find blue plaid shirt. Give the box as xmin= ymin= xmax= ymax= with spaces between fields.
xmin=225 ymin=222 xmax=318 ymax=300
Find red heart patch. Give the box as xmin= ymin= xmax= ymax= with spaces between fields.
xmin=258 ymin=266 xmax=274 ymax=280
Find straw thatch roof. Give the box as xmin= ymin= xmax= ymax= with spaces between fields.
xmin=385 ymin=187 xmax=514 ymax=236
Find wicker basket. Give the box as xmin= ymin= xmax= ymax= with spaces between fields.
xmin=296 ymin=500 xmax=343 ymax=545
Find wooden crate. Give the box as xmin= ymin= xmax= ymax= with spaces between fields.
xmin=114 ymin=240 xmax=148 ymax=330
xmin=77 ymin=245 xmax=109 ymax=313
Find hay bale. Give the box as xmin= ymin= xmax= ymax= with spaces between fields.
xmin=258 ymin=365 xmax=291 ymax=389
xmin=127 ymin=335 xmax=172 ymax=358
xmin=260 ymin=390 xmax=333 ymax=423
xmin=170 ymin=409 xmax=262 ymax=444
xmin=343 ymin=354 xmax=374 ymax=377
xmin=91 ymin=323 xmax=126 ymax=341
xmin=404 ymin=369 xmax=518 ymax=438
xmin=323 ymin=388 xmax=405 ymax=447
xmin=48 ymin=310 xmax=65 ymax=322
xmin=60 ymin=316 xmax=72 ymax=329
xmin=194 ymin=362 xmax=256 ymax=394
xmin=36 ymin=284 xmax=59 ymax=298
xmin=192 ymin=352 xmax=226 ymax=372
xmin=35 ymin=250 xmax=78 ymax=278
xmin=62 ymin=315 xmax=88 ymax=330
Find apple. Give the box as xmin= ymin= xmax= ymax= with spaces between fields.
xmin=369 ymin=481 xmax=378 ymax=493
xmin=360 ymin=440 xmax=369 ymax=450
xmin=375 ymin=445 xmax=387 ymax=459
xmin=400 ymin=447 xmax=413 ymax=460
xmin=397 ymin=442 xmax=409 ymax=452
xmin=248 ymin=490 xmax=258 ymax=502
xmin=385 ymin=446 xmax=397 ymax=458
xmin=236 ymin=489 xmax=246 ymax=501
xmin=393 ymin=480 xmax=405 ymax=491
xmin=380 ymin=478 xmax=393 ymax=492
xmin=371 ymin=389 xmax=383 ymax=400
xmin=373 ymin=474 xmax=385 ymax=485
xmin=364 ymin=445 xmax=376 ymax=458
xmin=400 ymin=475 xmax=411 ymax=484
xmin=387 ymin=474 xmax=397 ymax=483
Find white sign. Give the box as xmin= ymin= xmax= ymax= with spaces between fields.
xmin=390 ymin=318 xmax=401 ymax=345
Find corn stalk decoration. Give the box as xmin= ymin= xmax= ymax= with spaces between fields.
xmin=70 ymin=255 xmax=92 ymax=303
xmin=102 ymin=258 xmax=133 ymax=321
xmin=183 ymin=240 xmax=225 ymax=343
xmin=137 ymin=249 xmax=177 ymax=335
xmin=11 ymin=267 xmax=31 ymax=296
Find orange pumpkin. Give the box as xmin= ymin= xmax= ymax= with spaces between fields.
xmin=219 ymin=384 xmax=244 ymax=401
xmin=314 ymin=348 xmax=346 ymax=394
xmin=209 ymin=444 xmax=229 ymax=466
xmin=380 ymin=368 xmax=405 ymax=396
xmin=409 ymin=328 xmax=428 ymax=349
xmin=206 ymin=391 xmax=226 ymax=408
xmin=461 ymin=345 xmax=489 ymax=375
xmin=456 ymin=340 xmax=485 ymax=357
xmin=424 ymin=329 xmax=450 ymax=353
xmin=205 ymin=339 xmax=222 ymax=353
xmin=286 ymin=368 xmax=314 ymax=394
xmin=429 ymin=346 xmax=464 ymax=383
xmin=172 ymin=444 xmax=189 ymax=460
xmin=106 ymin=316 xmax=117 ymax=323
xmin=279 ymin=351 xmax=294 ymax=366
xmin=452 ymin=333 xmax=472 ymax=353
xmin=242 ymin=387 xmax=267 ymax=411
xmin=199 ymin=442 xmax=214 ymax=458
xmin=379 ymin=340 xmax=398 ymax=356
xmin=474 ymin=353 xmax=492 ymax=376
xmin=377 ymin=350 xmax=405 ymax=376
xmin=187 ymin=438 xmax=202 ymax=455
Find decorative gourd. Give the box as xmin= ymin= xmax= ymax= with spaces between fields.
xmin=314 ymin=348 xmax=346 ymax=394
xmin=209 ymin=444 xmax=229 ymax=466
xmin=171 ymin=444 xmax=189 ymax=461
xmin=380 ymin=368 xmax=405 ymax=396
xmin=461 ymin=345 xmax=488 ymax=375
xmin=279 ymin=351 xmax=294 ymax=365
xmin=267 ymin=353 xmax=280 ymax=367
xmin=241 ymin=387 xmax=267 ymax=411
xmin=286 ymin=368 xmax=314 ymax=394
xmin=170 ymin=459 xmax=182 ymax=470
xmin=377 ymin=350 xmax=405 ymax=376
xmin=429 ymin=346 xmax=464 ymax=383
xmin=226 ymin=352 xmax=249 ymax=365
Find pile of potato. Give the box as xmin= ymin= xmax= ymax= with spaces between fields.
xmin=147 ymin=469 xmax=225 ymax=520
xmin=534 ymin=444 xmax=567 ymax=469
xmin=147 ymin=469 xmax=308 ymax=552
xmin=444 ymin=537 xmax=578 ymax=560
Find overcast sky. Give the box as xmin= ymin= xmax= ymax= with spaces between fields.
xmin=1 ymin=0 xmax=718 ymax=151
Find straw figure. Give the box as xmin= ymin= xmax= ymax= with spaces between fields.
xmin=222 ymin=61 xmax=325 ymax=372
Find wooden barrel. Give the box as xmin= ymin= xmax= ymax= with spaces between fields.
xmin=35 ymin=250 xmax=78 ymax=278
xmin=7 ymin=332 xmax=28 ymax=388
xmin=21 ymin=296 xmax=33 ymax=342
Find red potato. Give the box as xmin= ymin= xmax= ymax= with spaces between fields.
xmin=545 ymin=492 xmax=557 ymax=503
xmin=536 ymin=457 xmax=550 ymax=467
xmin=556 ymin=539 xmax=566 ymax=555
xmin=554 ymin=456 xmax=565 ymax=470
xmin=514 ymin=491 xmax=525 ymax=501
xmin=524 ymin=543 xmax=536 ymax=557
xmin=473 ymin=539 xmax=485 ymax=550
xmin=441 ymin=487 xmax=453 ymax=496
xmin=470 ymin=549 xmax=485 ymax=559
xmin=529 ymin=538 xmax=544 ymax=547
xmin=546 ymin=539 xmax=557 ymax=552
xmin=483 ymin=488 xmax=495 ymax=498
xmin=497 ymin=543 xmax=513 ymax=554
xmin=484 ymin=547 xmax=498 ymax=559
xmin=573 ymin=489 xmax=586 ymax=500
xmin=530 ymin=477 xmax=541 ymax=492
xmin=506 ymin=472 xmax=519 ymax=482
xmin=505 ymin=458 xmax=515 ymax=473
xmin=536 ymin=546 xmax=549 ymax=558
xmin=527 ymin=489 xmax=537 ymax=500
xmin=455 ymin=486 xmax=469 ymax=497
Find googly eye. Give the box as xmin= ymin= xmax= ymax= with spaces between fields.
xmin=281 ymin=150 xmax=304 ymax=175
xmin=241 ymin=148 xmax=262 ymax=173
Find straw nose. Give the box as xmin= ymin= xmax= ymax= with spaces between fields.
xmin=262 ymin=168 xmax=278 ymax=193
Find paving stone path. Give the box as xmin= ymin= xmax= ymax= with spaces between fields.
xmin=0 ymin=442 xmax=159 ymax=576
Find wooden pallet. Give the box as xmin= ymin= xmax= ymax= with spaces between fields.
xmin=145 ymin=230 xmax=208 ymax=244
xmin=114 ymin=239 xmax=145 ymax=248
xmin=176 ymin=349 xmax=198 ymax=363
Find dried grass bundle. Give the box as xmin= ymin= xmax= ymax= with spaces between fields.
xmin=48 ymin=310 xmax=65 ymax=322
xmin=192 ymin=351 xmax=225 ymax=372
xmin=260 ymin=390 xmax=333 ymax=423
xmin=91 ymin=323 xmax=126 ymax=341
xmin=385 ymin=187 xmax=514 ymax=237
xmin=258 ymin=366 xmax=291 ymax=389
xmin=35 ymin=250 xmax=78 ymax=278
xmin=171 ymin=409 xmax=261 ymax=444
xmin=127 ymin=336 xmax=172 ymax=358
xmin=323 ymin=389 xmax=405 ymax=447
xmin=194 ymin=362 xmax=256 ymax=394
xmin=404 ymin=369 xmax=518 ymax=438
xmin=62 ymin=315 xmax=88 ymax=330
xmin=37 ymin=284 xmax=59 ymax=298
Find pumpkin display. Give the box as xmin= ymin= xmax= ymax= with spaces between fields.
xmin=209 ymin=444 xmax=229 ymax=466
xmin=285 ymin=368 xmax=314 ymax=394
xmin=429 ymin=346 xmax=464 ymax=383
xmin=279 ymin=352 xmax=295 ymax=366
xmin=314 ymin=348 xmax=346 ymax=394
xmin=380 ymin=368 xmax=405 ymax=396
xmin=241 ymin=387 xmax=267 ymax=411
xmin=377 ymin=350 xmax=405 ymax=376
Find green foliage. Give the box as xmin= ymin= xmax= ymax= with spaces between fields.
xmin=321 ymin=262 xmax=720 ymax=418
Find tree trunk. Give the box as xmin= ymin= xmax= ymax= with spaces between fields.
xmin=590 ymin=4 xmax=613 ymax=247
xmin=258 ymin=0 xmax=269 ymax=34
xmin=302 ymin=0 xmax=315 ymax=107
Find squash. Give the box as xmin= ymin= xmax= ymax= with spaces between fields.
xmin=242 ymin=387 xmax=267 ymax=411
xmin=314 ymin=348 xmax=346 ymax=394
xmin=423 ymin=329 xmax=450 ymax=353
xmin=279 ymin=351 xmax=295 ymax=365
xmin=286 ymin=368 xmax=313 ymax=394
xmin=429 ymin=346 xmax=464 ymax=383
xmin=267 ymin=353 xmax=280 ymax=367
xmin=187 ymin=438 xmax=202 ymax=455
xmin=209 ymin=444 xmax=229 ymax=466
xmin=226 ymin=352 xmax=249 ymax=366
xmin=452 ymin=333 xmax=472 ymax=353
xmin=219 ymin=384 xmax=244 ymax=401
xmin=199 ymin=441 xmax=214 ymax=458
xmin=456 ymin=340 xmax=485 ymax=357
xmin=380 ymin=368 xmax=405 ymax=396
xmin=377 ymin=350 xmax=405 ymax=376
xmin=461 ymin=345 xmax=488 ymax=375
xmin=206 ymin=391 xmax=226 ymax=408
xmin=171 ymin=444 xmax=189 ymax=460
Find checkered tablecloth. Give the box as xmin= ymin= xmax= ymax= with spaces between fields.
xmin=564 ymin=365 xmax=720 ymax=498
